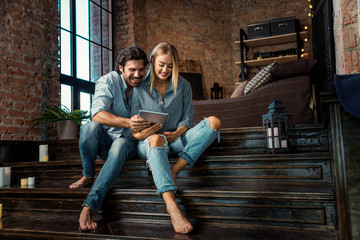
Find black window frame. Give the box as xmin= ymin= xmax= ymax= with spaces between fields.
xmin=58 ymin=0 xmax=113 ymax=110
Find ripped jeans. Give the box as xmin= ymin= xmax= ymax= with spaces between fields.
xmin=137 ymin=118 xmax=219 ymax=196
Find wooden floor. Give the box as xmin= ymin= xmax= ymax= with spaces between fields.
xmin=0 ymin=124 xmax=339 ymax=239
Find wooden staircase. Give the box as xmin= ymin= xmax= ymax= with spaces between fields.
xmin=0 ymin=124 xmax=339 ymax=239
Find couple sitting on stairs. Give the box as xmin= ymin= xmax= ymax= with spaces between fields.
xmin=69 ymin=43 xmax=221 ymax=235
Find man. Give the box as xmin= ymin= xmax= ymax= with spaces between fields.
xmin=69 ymin=47 xmax=158 ymax=231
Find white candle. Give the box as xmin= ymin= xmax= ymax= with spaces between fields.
xmin=273 ymin=127 xmax=279 ymax=136
xmin=28 ymin=177 xmax=35 ymax=185
xmin=267 ymin=128 xmax=273 ymax=148
xmin=267 ymin=127 xmax=280 ymax=149
xmin=39 ymin=144 xmax=48 ymax=162
xmin=0 ymin=168 xmax=4 ymax=187
xmin=281 ymin=140 xmax=288 ymax=148
xmin=4 ymin=167 xmax=11 ymax=186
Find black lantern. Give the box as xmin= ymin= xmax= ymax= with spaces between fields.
xmin=211 ymin=82 xmax=223 ymax=99
xmin=262 ymin=100 xmax=291 ymax=153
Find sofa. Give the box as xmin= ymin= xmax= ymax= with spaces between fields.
xmin=193 ymin=59 xmax=316 ymax=128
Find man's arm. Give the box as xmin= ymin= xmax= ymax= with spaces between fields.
xmin=93 ymin=110 xmax=149 ymax=132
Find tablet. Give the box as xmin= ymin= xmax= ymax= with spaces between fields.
xmin=139 ymin=110 xmax=168 ymax=129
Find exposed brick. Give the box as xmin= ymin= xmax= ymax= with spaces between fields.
xmin=1 ymin=135 xmax=13 ymax=141
xmin=8 ymin=109 xmax=29 ymax=118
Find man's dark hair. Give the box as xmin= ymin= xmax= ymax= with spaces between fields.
xmin=115 ymin=47 xmax=149 ymax=74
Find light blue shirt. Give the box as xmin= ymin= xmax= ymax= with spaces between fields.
xmin=91 ymin=71 xmax=132 ymax=137
xmin=130 ymin=74 xmax=196 ymax=132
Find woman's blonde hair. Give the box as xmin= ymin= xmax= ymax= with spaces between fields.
xmin=149 ymin=42 xmax=179 ymax=94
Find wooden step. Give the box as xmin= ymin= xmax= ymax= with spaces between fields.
xmin=5 ymin=152 xmax=333 ymax=181
xmin=211 ymin=124 xmax=329 ymax=155
xmin=0 ymin=183 xmax=336 ymax=230
xmin=0 ymin=211 xmax=339 ymax=240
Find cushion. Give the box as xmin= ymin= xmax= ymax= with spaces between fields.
xmin=270 ymin=59 xmax=317 ymax=80
xmin=334 ymin=73 xmax=360 ymax=119
xmin=230 ymin=80 xmax=249 ymax=98
xmin=244 ymin=61 xmax=277 ymax=95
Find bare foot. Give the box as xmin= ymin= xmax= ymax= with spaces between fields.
xmin=79 ymin=206 xmax=97 ymax=231
xmin=69 ymin=176 xmax=94 ymax=189
xmin=167 ymin=205 xmax=193 ymax=234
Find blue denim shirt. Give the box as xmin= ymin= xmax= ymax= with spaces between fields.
xmin=130 ymin=74 xmax=195 ymax=132
xmin=91 ymin=71 xmax=132 ymax=138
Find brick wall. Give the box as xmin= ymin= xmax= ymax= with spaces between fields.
xmin=333 ymin=0 xmax=360 ymax=74
xmin=0 ymin=0 xmax=60 ymax=141
xmin=115 ymin=0 xmax=312 ymax=98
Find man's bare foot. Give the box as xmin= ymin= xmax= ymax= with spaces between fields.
xmin=69 ymin=176 xmax=94 ymax=189
xmin=79 ymin=206 xmax=97 ymax=231
xmin=167 ymin=205 xmax=193 ymax=234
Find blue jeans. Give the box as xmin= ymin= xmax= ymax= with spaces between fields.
xmin=137 ymin=118 xmax=218 ymax=196
xmin=79 ymin=121 xmax=137 ymax=211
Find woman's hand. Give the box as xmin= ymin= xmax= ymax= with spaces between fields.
xmin=163 ymin=131 xmax=180 ymax=143
xmin=163 ymin=126 xmax=189 ymax=143
xmin=131 ymin=124 xmax=162 ymax=140
xmin=129 ymin=115 xmax=150 ymax=132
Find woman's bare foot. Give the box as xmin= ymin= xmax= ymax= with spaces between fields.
xmin=170 ymin=168 xmax=178 ymax=188
xmin=167 ymin=204 xmax=193 ymax=234
xmin=69 ymin=176 xmax=94 ymax=189
xmin=79 ymin=206 xmax=97 ymax=231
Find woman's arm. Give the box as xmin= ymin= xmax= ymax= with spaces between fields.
xmin=176 ymin=79 xmax=195 ymax=129
xmin=163 ymin=126 xmax=188 ymax=143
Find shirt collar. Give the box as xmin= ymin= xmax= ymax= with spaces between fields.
xmin=119 ymin=73 xmax=128 ymax=93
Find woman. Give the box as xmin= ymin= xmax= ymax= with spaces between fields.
xmin=129 ymin=42 xmax=221 ymax=234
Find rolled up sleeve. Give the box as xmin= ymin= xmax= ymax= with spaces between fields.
xmin=177 ymin=81 xmax=195 ymax=129
xmin=91 ymin=78 xmax=114 ymax=117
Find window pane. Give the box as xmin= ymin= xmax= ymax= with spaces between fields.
xmin=90 ymin=43 xmax=102 ymax=82
xmin=90 ymin=2 xmax=101 ymax=44
xmin=80 ymin=91 xmax=91 ymax=115
xmin=102 ymin=48 xmax=112 ymax=75
xmin=102 ymin=10 xmax=112 ymax=49
xmin=61 ymin=84 xmax=72 ymax=110
xmin=103 ymin=0 xmax=112 ymax=11
xmin=76 ymin=0 xmax=89 ymax=39
xmin=60 ymin=0 xmax=71 ymax=30
xmin=92 ymin=0 xmax=101 ymax=5
xmin=60 ymin=29 xmax=71 ymax=76
xmin=76 ymin=37 xmax=90 ymax=80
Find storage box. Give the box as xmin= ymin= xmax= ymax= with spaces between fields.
xmin=247 ymin=21 xmax=271 ymax=39
xmin=271 ymin=17 xmax=296 ymax=36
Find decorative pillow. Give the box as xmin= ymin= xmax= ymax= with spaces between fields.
xmin=244 ymin=61 xmax=277 ymax=95
xmin=270 ymin=59 xmax=317 ymax=80
xmin=230 ymin=80 xmax=249 ymax=98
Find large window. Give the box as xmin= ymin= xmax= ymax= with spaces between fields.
xmin=59 ymin=0 xmax=113 ymax=113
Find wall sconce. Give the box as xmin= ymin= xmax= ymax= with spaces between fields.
xmin=211 ymin=82 xmax=223 ymax=99
xmin=262 ymin=100 xmax=291 ymax=153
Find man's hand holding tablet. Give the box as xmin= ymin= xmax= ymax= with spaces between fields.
xmin=138 ymin=110 xmax=168 ymax=130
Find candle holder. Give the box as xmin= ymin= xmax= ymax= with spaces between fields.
xmin=262 ymin=100 xmax=292 ymax=153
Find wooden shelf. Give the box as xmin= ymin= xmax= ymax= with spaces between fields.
xmin=235 ymin=31 xmax=307 ymax=48
xmin=235 ymin=54 xmax=304 ymax=67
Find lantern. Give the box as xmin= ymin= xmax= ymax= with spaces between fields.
xmin=262 ymin=100 xmax=291 ymax=153
xmin=211 ymin=82 xmax=223 ymax=99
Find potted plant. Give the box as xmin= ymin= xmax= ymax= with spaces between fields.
xmin=33 ymin=105 xmax=91 ymax=139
